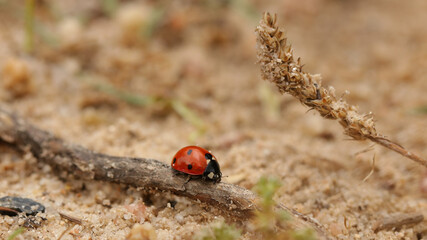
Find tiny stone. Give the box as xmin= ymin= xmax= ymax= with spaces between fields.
xmin=0 ymin=196 xmax=45 ymax=216
xmin=102 ymin=199 xmax=111 ymax=206
xmin=124 ymin=213 xmax=132 ymax=220
xmin=5 ymin=216 xmax=14 ymax=225
xmin=175 ymin=214 xmax=184 ymax=224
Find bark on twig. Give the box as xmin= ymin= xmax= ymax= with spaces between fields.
xmin=0 ymin=107 xmax=332 ymax=239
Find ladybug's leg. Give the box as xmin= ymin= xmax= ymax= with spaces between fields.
xmin=172 ymin=169 xmax=182 ymax=176
xmin=184 ymin=175 xmax=192 ymax=184
xmin=180 ymin=175 xmax=192 ymax=190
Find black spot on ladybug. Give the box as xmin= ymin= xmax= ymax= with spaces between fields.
xmin=205 ymin=153 xmax=212 ymax=160
xmin=173 ymin=158 xmax=176 ymax=164
xmin=187 ymin=149 xmax=192 ymax=155
xmin=187 ymin=164 xmax=192 ymax=170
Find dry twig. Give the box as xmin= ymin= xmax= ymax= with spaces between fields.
xmin=0 ymin=107 xmax=332 ymax=239
xmin=59 ymin=212 xmax=83 ymax=225
xmin=0 ymin=107 xmax=254 ymax=217
xmin=57 ymin=224 xmax=74 ymax=240
xmin=255 ymin=12 xmax=427 ymax=168
xmin=57 ymin=212 xmax=82 ymax=240
xmin=373 ymin=213 xmax=424 ymax=232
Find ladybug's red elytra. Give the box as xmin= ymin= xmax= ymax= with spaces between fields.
xmin=171 ymin=146 xmax=222 ymax=183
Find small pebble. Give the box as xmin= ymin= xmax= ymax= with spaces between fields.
xmin=124 ymin=213 xmax=132 ymax=220
xmin=1 ymin=58 xmax=33 ymax=98
xmin=175 ymin=214 xmax=184 ymax=224
xmin=0 ymin=196 xmax=45 ymax=216
xmin=127 ymin=223 xmax=157 ymax=240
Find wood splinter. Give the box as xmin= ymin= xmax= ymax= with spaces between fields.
xmin=59 ymin=212 xmax=83 ymax=225
xmin=373 ymin=213 xmax=424 ymax=232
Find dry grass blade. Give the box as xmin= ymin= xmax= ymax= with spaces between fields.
xmin=362 ymin=154 xmax=376 ymax=182
xmin=57 ymin=225 xmax=73 ymax=240
xmin=255 ymin=12 xmax=427 ymax=168
xmin=368 ymin=136 xmax=427 ymax=167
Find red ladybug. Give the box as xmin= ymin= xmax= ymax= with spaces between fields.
xmin=171 ymin=146 xmax=222 ymax=183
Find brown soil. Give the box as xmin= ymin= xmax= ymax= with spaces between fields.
xmin=1 ymin=0 xmax=426 ymax=239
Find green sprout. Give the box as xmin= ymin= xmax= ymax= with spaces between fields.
xmin=291 ymin=229 xmax=317 ymax=240
xmin=24 ymin=0 xmax=35 ymax=53
xmin=91 ymin=81 xmax=206 ymax=141
xmin=410 ymin=105 xmax=427 ymax=114
xmin=141 ymin=7 xmax=165 ymax=39
xmin=253 ymin=177 xmax=282 ymax=208
xmin=253 ymin=177 xmax=316 ymax=240
xmin=230 ymin=0 xmax=260 ymax=22
xmin=259 ymin=83 xmax=281 ymax=121
xmin=170 ymin=100 xmax=207 ymax=140
xmin=93 ymin=82 xmax=157 ymax=107
xmin=194 ymin=221 xmax=241 ymax=240
xmin=202 ymin=0 xmax=259 ymax=22
xmin=101 ymin=0 xmax=118 ymax=16
xmin=253 ymin=177 xmax=288 ymax=238
xmin=7 ymin=227 xmax=25 ymax=240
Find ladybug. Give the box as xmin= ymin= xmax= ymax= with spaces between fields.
xmin=171 ymin=146 xmax=222 ymax=183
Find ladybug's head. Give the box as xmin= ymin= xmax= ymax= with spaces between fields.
xmin=203 ymin=153 xmax=222 ymax=183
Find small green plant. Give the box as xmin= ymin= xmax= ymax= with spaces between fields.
xmin=194 ymin=220 xmax=241 ymax=240
xmin=24 ymin=0 xmax=35 ymax=53
xmin=411 ymin=105 xmax=427 ymax=114
xmin=258 ymin=83 xmax=281 ymax=121
xmin=230 ymin=0 xmax=260 ymax=21
xmin=141 ymin=7 xmax=165 ymax=39
xmin=253 ymin=177 xmax=289 ymax=239
xmin=93 ymin=82 xmax=157 ymax=107
xmin=101 ymin=0 xmax=118 ymax=16
xmin=253 ymin=177 xmax=316 ymax=240
xmin=291 ymin=229 xmax=317 ymax=240
xmin=91 ymin=81 xmax=206 ymax=141
xmin=170 ymin=100 xmax=207 ymax=138
xmin=7 ymin=227 xmax=25 ymax=240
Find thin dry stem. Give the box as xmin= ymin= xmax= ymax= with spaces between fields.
xmin=256 ymin=12 xmax=427 ymax=168
xmin=362 ymin=154 xmax=376 ymax=182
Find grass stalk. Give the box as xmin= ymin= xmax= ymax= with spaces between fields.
xmin=24 ymin=0 xmax=35 ymax=53
xmin=256 ymin=12 xmax=427 ymax=167
xmin=7 ymin=227 xmax=25 ymax=240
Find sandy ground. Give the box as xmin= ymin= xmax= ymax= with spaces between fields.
xmin=0 ymin=0 xmax=426 ymax=239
